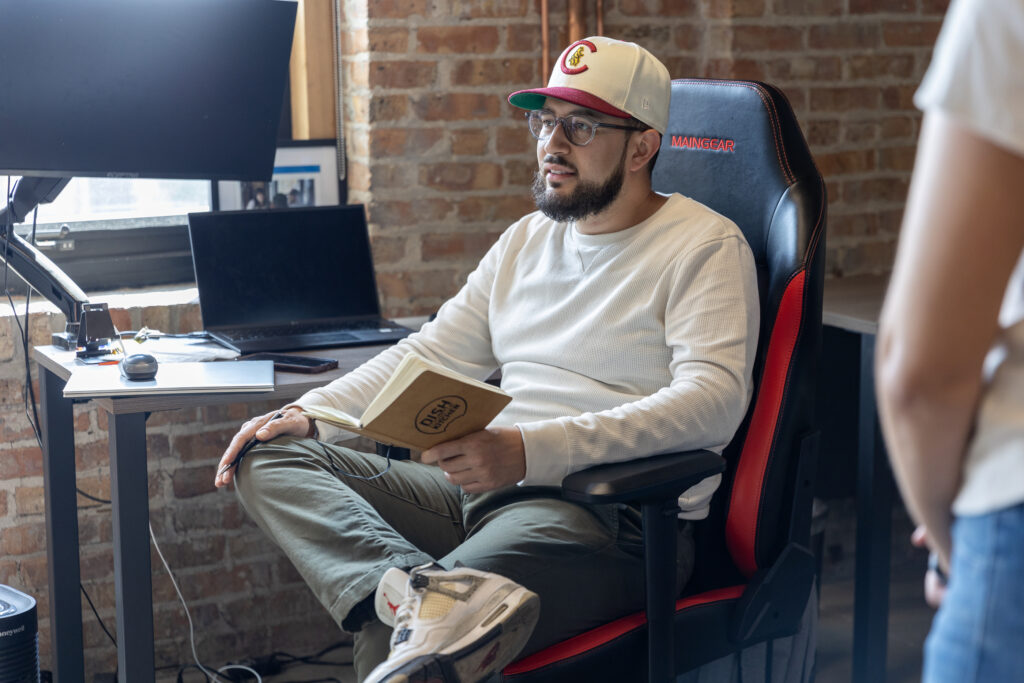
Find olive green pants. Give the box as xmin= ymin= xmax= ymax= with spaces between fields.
xmin=234 ymin=435 xmax=694 ymax=680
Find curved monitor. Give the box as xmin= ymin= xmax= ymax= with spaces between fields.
xmin=0 ymin=0 xmax=296 ymax=181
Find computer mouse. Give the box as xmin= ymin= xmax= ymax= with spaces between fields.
xmin=120 ymin=353 xmax=159 ymax=381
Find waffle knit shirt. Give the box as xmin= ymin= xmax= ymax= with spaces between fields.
xmin=292 ymin=192 xmax=760 ymax=519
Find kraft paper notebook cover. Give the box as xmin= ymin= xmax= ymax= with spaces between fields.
xmin=301 ymin=354 xmax=512 ymax=451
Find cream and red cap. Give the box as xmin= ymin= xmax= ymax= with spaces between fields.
xmin=508 ymin=36 xmax=671 ymax=134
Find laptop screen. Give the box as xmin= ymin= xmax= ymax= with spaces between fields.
xmin=188 ymin=205 xmax=382 ymax=329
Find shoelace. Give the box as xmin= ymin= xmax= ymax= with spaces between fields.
xmin=389 ymin=590 xmax=422 ymax=648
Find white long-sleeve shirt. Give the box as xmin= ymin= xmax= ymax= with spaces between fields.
xmin=292 ymin=192 xmax=760 ymax=518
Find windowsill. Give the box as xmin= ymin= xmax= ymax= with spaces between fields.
xmin=0 ymin=283 xmax=197 ymax=319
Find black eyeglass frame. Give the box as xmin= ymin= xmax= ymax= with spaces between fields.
xmin=524 ymin=110 xmax=647 ymax=146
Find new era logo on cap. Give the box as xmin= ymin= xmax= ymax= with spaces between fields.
xmin=508 ymin=36 xmax=671 ymax=134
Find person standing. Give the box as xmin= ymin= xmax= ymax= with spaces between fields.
xmin=876 ymin=1 xmax=1024 ymax=680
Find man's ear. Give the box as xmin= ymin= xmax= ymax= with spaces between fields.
xmin=629 ymin=129 xmax=662 ymax=173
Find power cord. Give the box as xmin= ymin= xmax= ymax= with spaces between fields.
xmin=149 ymin=522 xmax=263 ymax=683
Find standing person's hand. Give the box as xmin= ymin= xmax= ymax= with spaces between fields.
xmin=912 ymin=525 xmax=949 ymax=608
xmin=214 ymin=407 xmax=313 ymax=488
xmin=421 ymin=426 xmax=526 ymax=493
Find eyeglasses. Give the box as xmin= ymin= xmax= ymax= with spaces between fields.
xmin=525 ymin=110 xmax=646 ymax=146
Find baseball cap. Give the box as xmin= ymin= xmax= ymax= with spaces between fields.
xmin=508 ymin=36 xmax=671 ymax=134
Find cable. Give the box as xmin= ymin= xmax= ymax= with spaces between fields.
xmin=80 ymin=583 xmax=117 ymax=647
xmin=149 ymin=522 xmax=262 ymax=683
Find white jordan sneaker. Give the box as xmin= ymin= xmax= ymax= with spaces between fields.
xmin=364 ymin=562 xmax=540 ymax=683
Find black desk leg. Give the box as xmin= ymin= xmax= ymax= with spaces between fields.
xmin=108 ymin=412 xmax=155 ymax=683
xmin=852 ymin=334 xmax=892 ymax=683
xmin=39 ymin=366 xmax=85 ymax=683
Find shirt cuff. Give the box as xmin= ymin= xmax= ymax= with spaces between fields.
xmin=515 ymin=420 xmax=571 ymax=486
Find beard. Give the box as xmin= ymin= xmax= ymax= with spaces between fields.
xmin=531 ymin=152 xmax=627 ymax=222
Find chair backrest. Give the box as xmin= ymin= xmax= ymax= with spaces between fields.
xmin=651 ymin=79 xmax=826 ymax=585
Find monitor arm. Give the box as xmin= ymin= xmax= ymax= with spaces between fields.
xmin=0 ymin=176 xmax=88 ymax=323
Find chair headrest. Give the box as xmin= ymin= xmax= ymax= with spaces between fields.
xmin=652 ymin=79 xmax=821 ymax=271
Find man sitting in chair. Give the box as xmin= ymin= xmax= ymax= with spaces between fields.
xmin=215 ymin=36 xmax=759 ymax=683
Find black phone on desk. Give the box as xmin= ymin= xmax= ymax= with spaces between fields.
xmin=241 ymin=353 xmax=338 ymax=374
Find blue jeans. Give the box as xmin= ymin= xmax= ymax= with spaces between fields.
xmin=923 ymin=501 xmax=1024 ymax=682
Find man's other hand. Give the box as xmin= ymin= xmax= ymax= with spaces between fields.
xmin=421 ymin=426 xmax=526 ymax=494
xmin=214 ymin=407 xmax=312 ymax=488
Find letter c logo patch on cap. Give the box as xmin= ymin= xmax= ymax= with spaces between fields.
xmin=561 ymin=39 xmax=597 ymax=75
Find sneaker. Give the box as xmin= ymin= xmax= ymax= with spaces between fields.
xmin=375 ymin=566 xmax=410 ymax=628
xmin=363 ymin=562 xmax=540 ymax=683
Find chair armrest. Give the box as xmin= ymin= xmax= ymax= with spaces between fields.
xmin=561 ymin=449 xmax=726 ymax=505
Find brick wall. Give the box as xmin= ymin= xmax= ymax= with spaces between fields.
xmin=0 ymin=0 xmax=949 ymax=678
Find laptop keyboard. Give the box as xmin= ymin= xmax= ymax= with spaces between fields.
xmin=221 ymin=319 xmax=388 ymax=342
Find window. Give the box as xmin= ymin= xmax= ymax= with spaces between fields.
xmin=3 ymin=176 xmax=212 ymax=291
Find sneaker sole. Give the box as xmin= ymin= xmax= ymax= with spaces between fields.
xmin=379 ymin=587 xmax=540 ymax=683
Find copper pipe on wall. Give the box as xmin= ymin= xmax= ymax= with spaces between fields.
xmin=541 ymin=0 xmax=550 ymax=78
xmin=596 ymin=0 xmax=604 ymax=35
xmin=567 ymin=0 xmax=586 ymax=44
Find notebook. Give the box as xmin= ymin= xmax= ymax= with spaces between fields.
xmin=187 ymin=205 xmax=413 ymax=354
xmin=63 ymin=360 xmax=275 ymax=398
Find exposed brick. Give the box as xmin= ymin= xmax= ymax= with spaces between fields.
xmin=368 ymin=28 xmax=410 ymax=53
xmin=171 ymin=466 xmax=219 ymax=500
xmin=842 ymin=120 xmax=880 ymax=144
xmin=456 ymin=195 xmax=536 ymax=222
xmin=368 ymin=0 xmax=431 ymax=19
xmin=497 ymin=125 xmax=534 ymax=155
xmin=842 ymin=176 xmax=910 ymax=203
xmin=703 ymin=0 xmax=765 ymax=15
xmin=806 ymin=119 xmax=841 ymax=147
xmin=452 ymin=58 xmax=538 ymax=86
xmin=704 ymin=58 xmax=765 ymax=80
xmin=922 ymin=0 xmax=952 ymax=14
xmin=0 ymin=446 xmax=43 ymax=479
xmin=1 ymin=520 xmax=46 ymax=555
xmin=850 ymin=0 xmax=914 ymax=13
xmin=413 ymin=93 xmax=501 ymax=122
xmin=714 ymin=25 xmax=804 ymax=52
xmin=878 ymin=145 xmax=917 ymax=172
xmin=808 ymin=23 xmax=881 ymax=50
xmin=882 ymin=84 xmax=919 ymax=111
xmin=14 ymin=485 xmax=44 ymax=515
xmin=846 ymin=54 xmax=916 ymax=80
xmin=773 ymin=0 xmax=841 ymax=15
xmin=620 ymin=0 xmax=659 ymax=16
xmin=506 ymin=24 xmax=542 ymax=52
xmin=765 ymin=55 xmax=842 ymax=81
xmin=450 ymin=0 xmax=529 ymax=18
xmin=883 ymin=21 xmax=943 ymax=47
xmin=0 ymin=490 xmax=7 ymax=517
xmin=421 ymin=162 xmax=504 ymax=191
xmin=422 ymin=232 xmax=503 ymax=261
xmin=810 ymin=86 xmax=882 ymax=112
xmin=370 ymin=61 xmax=438 ymax=89
xmin=417 ymin=26 xmax=501 ymax=54
xmin=376 ymin=269 xmax=461 ymax=301
xmin=369 ymin=235 xmax=410 ymax=264
xmin=369 ymin=128 xmax=443 ymax=157
xmin=880 ymin=115 xmax=916 ymax=140
xmin=661 ymin=0 xmax=699 ymax=15
xmin=451 ymin=129 xmax=491 ymax=156
xmin=817 ymin=149 xmax=877 ymax=177
xmin=369 ymin=199 xmax=454 ymax=225
xmin=172 ymin=428 xmax=238 ymax=464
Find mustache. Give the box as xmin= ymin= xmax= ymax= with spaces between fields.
xmin=542 ymin=155 xmax=577 ymax=173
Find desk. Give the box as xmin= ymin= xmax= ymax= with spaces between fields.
xmin=822 ymin=274 xmax=892 ymax=683
xmin=34 ymin=343 xmax=390 ymax=683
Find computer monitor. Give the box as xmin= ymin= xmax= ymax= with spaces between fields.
xmin=0 ymin=0 xmax=296 ymax=181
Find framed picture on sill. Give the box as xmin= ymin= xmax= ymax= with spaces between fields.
xmin=214 ymin=139 xmax=342 ymax=211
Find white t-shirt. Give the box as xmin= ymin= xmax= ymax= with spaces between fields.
xmin=293 ymin=193 xmax=760 ymax=519
xmin=914 ymin=0 xmax=1024 ymax=516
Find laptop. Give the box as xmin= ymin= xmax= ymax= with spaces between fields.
xmin=187 ymin=205 xmax=413 ymax=354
